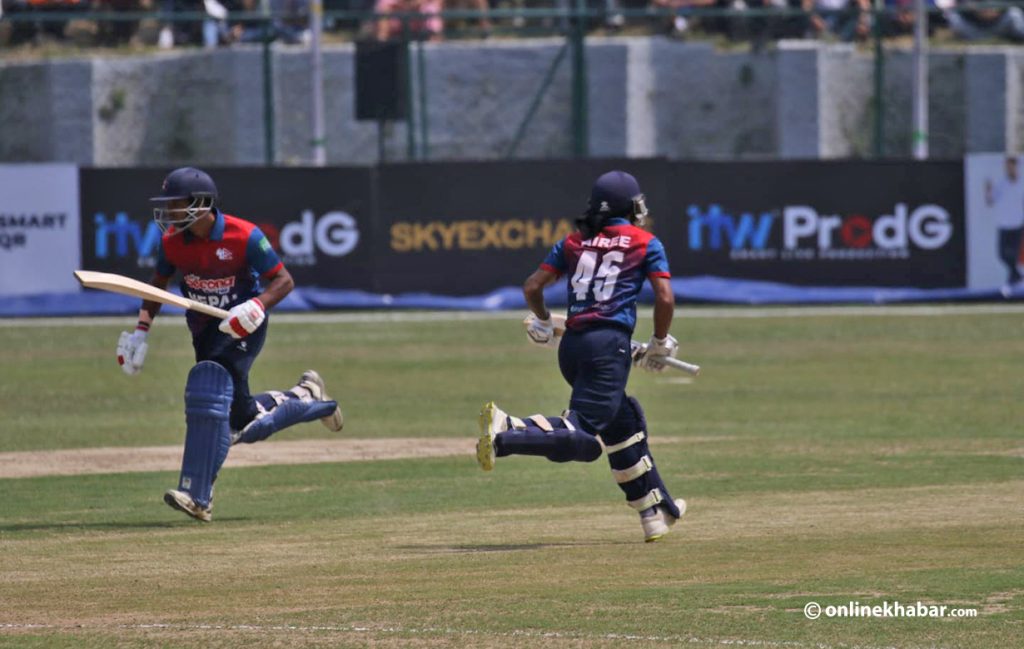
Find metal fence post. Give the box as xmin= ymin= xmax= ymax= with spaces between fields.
xmin=872 ymin=2 xmax=885 ymax=158
xmin=262 ymin=18 xmax=275 ymax=166
xmin=417 ymin=39 xmax=429 ymax=160
xmin=403 ymin=19 xmax=416 ymax=161
xmin=570 ymin=0 xmax=589 ymax=158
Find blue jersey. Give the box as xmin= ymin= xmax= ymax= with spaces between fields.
xmin=541 ymin=218 xmax=671 ymax=334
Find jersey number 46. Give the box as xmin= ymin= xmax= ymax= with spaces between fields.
xmin=571 ymin=250 xmax=623 ymax=302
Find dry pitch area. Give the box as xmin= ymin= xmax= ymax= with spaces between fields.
xmin=0 ymin=438 xmax=474 ymax=479
xmin=0 ymin=307 xmax=1021 ymax=649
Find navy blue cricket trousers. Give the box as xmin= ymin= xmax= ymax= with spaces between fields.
xmin=557 ymin=326 xmax=633 ymax=436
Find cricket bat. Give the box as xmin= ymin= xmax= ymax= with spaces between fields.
xmin=523 ymin=313 xmax=701 ymax=377
xmin=74 ymin=270 xmax=230 ymax=319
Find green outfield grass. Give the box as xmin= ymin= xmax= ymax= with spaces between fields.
xmin=0 ymin=309 xmax=1022 ymax=648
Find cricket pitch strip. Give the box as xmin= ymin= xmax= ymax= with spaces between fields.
xmin=0 ymin=438 xmax=477 ymax=479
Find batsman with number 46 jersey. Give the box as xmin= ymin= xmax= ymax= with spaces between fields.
xmin=476 ymin=170 xmax=687 ymax=542
xmin=116 ymin=167 xmax=344 ymax=523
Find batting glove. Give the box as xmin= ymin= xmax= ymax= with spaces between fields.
xmin=219 ymin=298 xmax=265 ymax=339
xmin=639 ymin=334 xmax=678 ymax=373
xmin=117 ymin=327 xmax=149 ymax=375
xmin=526 ymin=314 xmax=555 ymax=346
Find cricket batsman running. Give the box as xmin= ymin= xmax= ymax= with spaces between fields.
xmin=116 ymin=167 xmax=344 ymax=522
xmin=476 ymin=170 xmax=687 ymax=542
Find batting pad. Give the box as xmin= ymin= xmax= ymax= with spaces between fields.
xmin=180 ymin=361 xmax=234 ymax=508
xmin=234 ymin=397 xmax=339 ymax=444
xmin=601 ymin=396 xmax=682 ymax=519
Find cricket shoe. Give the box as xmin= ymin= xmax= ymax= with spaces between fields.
xmin=476 ymin=401 xmax=509 ymax=471
xmin=640 ymin=498 xmax=687 ymax=543
xmin=296 ymin=369 xmax=344 ymax=432
xmin=163 ymin=489 xmax=213 ymax=523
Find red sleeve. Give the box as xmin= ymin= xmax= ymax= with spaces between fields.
xmin=261 ymin=261 xmax=284 ymax=278
xmin=540 ymin=262 xmax=562 ymax=278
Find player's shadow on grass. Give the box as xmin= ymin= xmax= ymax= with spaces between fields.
xmin=397 ymin=541 xmax=631 ymax=554
xmin=0 ymin=517 xmax=251 ymax=533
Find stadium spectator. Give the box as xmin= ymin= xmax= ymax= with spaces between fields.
xmin=878 ymin=0 xmax=938 ymax=37
xmin=444 ymin=0 xmax=492 ymax=36
xmin=229 ymin=0 xmax=264 ymax=41
xmin=93 ymin=0 xmax=147 ymax=46
xmin=553 ymin=0 xmax=628 ymax=31
xmin=268 ymin=0 xmax=311 ymax=43
xmin=5 ymin=0 xmax=88 ymax=44
xmin=802 ymin=0 xmax=871 ymax=41
xmin=944 ymin=0 xmax=1024 ymax=41
xmin=720 ymin=0 xmax=807 ymax=45
xmin=374 ymin=0 xmax=442 ymax=40
xmin=158 ymin=0 xmax=231 ymax=48
xmin=230 ymin=0 xmax=307 ymax=44
xmin=649 ymin=0 xmax=717 ymax=37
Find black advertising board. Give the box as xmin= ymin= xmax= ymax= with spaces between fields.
xmin=661 ymin=161 xmax=966 ymax=287
xmin=77 ymin=160 xmax=966 ymax=298
xmin=373 ymin=159 xmax=668 ymax=295
xmin=80 ymin=167 xmax=376 ymax=289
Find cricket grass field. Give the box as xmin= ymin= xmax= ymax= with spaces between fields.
xmin=0 ymin=307 xmax=1021 ymax=648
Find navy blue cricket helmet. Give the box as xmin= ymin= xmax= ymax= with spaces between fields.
xmin=576 ymin=170 xmax=649 ymax=238
xmin=150 ymin=167 xmax=219 ymax=234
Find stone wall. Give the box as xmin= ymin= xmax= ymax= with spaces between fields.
xmin=1 ymin=38 xmax=1021 ymax=165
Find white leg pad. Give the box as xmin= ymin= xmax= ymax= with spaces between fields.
xmin=527 ymin=415 xmax=554 ymax=432
xmin=628 ymin=488 xmax=664 ymax=511
xmin=254 ymin=391 xmax=288 ymax=415
xmin=612 ymin=454 xmax=653 ymax=484
xmin=605 ymin=431 xmax=646 ymax=455
xmin=559 ymin=410 xmax=576 ymax=431
xmin=508 ymin=416 xmax=527 ymax=430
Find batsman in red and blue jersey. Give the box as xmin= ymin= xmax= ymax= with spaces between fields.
xmin=475 ymin=170 xmax=688 ymax=543
xmin=115 ymin=167 xmax=343 ymax=523
xmin=540 ymin=216 xmax=671 ymax=333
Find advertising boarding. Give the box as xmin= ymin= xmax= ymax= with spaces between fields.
xmin=0 ymin=164 xmax=80 ymax=296
xmin=374 ymin=159 xmax=668 ymax=295
xmin=964 ymin=153 xmax=1024 ymax=291
xmin=80 ymin=167 xmax=376 ymax=290
xmin=662 ymin=161 xmax=966 ymax=287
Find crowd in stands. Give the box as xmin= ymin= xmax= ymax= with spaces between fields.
xmin=3 ymin=0 xmax=1024 ymax=47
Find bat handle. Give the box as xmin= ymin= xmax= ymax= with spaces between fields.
xmin=630 ymin=340 xmax=701 ymax=376
xmin=662 ymin=357 xmax=701 ymax=376
xmin=188 ymin=301 xmax=231 ymax=319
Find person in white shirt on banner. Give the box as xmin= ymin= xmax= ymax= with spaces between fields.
xmin=984 ymin=155 xmax=1024 ymax=288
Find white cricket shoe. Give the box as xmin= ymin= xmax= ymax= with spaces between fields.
xmin=297 ymin=370 xmax=344 ymax=432
xmin=476 ymin=401 xmax=509 ymax=471
xmin=163 ymin=489 xmax=212 ymax=522
xmin=640 ymin=498 xmax=687 ymax=542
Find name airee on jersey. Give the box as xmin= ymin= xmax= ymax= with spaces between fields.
xmin=155 ymin=211 xmax=283 ymax=333
xmin=541 ymin=218 xmax=670 ymax=334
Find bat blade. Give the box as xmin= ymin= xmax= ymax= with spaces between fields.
xmin=74 ymin=270 xmax=230 ymax=319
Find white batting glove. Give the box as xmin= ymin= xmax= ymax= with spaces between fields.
xmin=117 ymin=328 xmax=149 ymax=375
xmin=526 ymin=314 xmax=555 ymax=346
xmin=219 ymin=298 xmax=265 ymax=339
xmin=639 ymin=334 xmax=678 ymax=373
